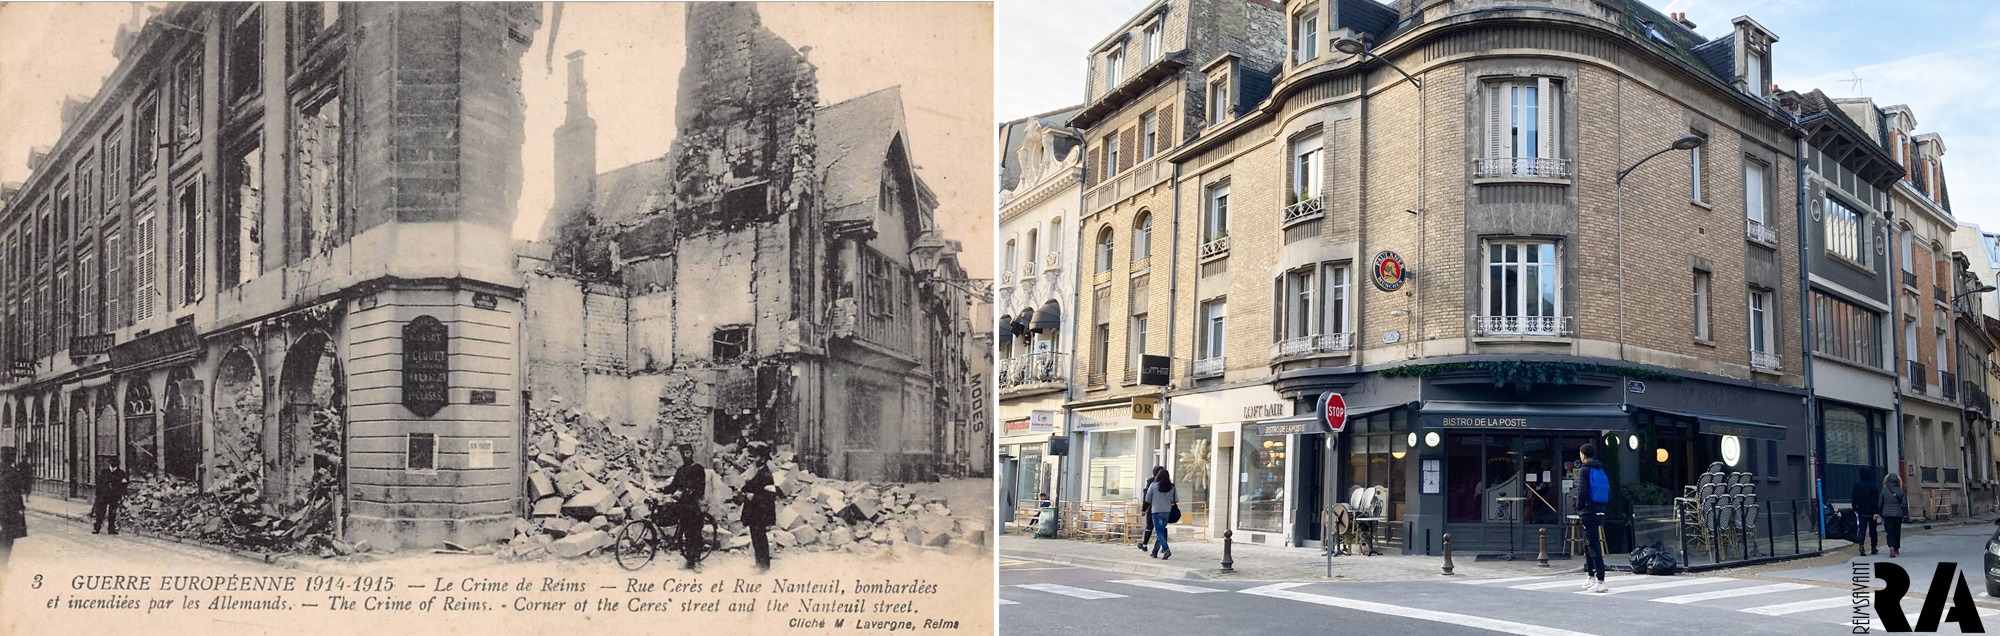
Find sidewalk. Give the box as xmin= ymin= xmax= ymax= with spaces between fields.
xmin=1000 ymin=531 xmax=1592 ymax=582
xmin=24 ymin=493 xmax=369 ymax=573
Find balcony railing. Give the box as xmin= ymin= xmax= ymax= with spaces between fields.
xmin=1941 ymin=371 xmax=1958 ymax=400
xmin=1936 ymin=286 xmax=1949 ymax=302
xmin=1750 ymin=350 xmax=1780 ymax=371
xmin=1910 ymin=360 xmax=1927 ymax=393
xmin=1282 ymin=194 xmax=1325 ymax=225
xmin=1192 ymin=356 xmax=1225 ymax=378
xmin=1903 ymin=270 xmax=1918 ymax=288
xmin=1199 ymin=235 xmax=1230 ymax=259
xmin=1745 ymin=218 xmax=1778 ymax=246
xmin=1270 ymin=332 xmax=1355 ymax=360
xmin=998 ymin=352 xmax=1068 ymax=390
xmin=1474 ymin=157 xmax=1572 ymax=179
xmin=1472 ymin=315 xmax=1571 ymax=337
xmin=1966 ymin=380 xmax=1992 ymax=415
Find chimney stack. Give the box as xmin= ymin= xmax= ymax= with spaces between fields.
xmin=551 ymin=50 xmax=598 ymax=229
xmin=1670 ymin=12 xmax=1698 ymax=30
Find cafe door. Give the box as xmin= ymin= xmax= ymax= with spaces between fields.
xmin=1291 ymin=434 xmax=1325 ymax=546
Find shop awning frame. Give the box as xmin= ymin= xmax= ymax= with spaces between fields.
xmin=1625 ymin=405 xmax=1788 ymax=441
xmin=1247 ymin=403 xmax=1404 ymax=435
xmin=1413 ymin=400 xmax=1630 ymax=431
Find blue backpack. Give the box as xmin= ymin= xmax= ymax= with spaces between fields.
xmin=1575 ymin=466 xmax=1610 ymax=509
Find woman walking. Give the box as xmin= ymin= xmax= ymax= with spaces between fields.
xmin=1145 ymin=468 xmax=1178 ymax=560
xmin=1136 ymin=468 xmax=1159 ymax=552
xmin=1879 ymin=472 xmax=1909 ymax=558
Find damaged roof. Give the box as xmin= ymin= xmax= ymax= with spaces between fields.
xmin=817 ymin=86 xmax=913 ymax=226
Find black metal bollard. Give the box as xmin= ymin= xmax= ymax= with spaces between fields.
xmin=1537 ymin=527 xmax=1549 ymax=567
xmin=1221 ymin=530 xmax=1235 ymax=573
xmin=1441 ymin=533 xmax=1456 ymax=575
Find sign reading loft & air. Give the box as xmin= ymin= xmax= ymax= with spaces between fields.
xmin=402 ymin=315 xmax=450 ymax=417
xmin=1371 ymin=251 xmax=1407 ymax=292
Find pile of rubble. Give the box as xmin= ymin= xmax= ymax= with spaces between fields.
xmin=497 ymin=404 xmax=980 ymax=560
xmin=123 ymin=409 xmax=347 ymax=556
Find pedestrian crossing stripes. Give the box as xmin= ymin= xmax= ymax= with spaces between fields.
xmin=1240 ymin=583 xmax=1599 ymax=636
xmin=1457 ymin=574 xmax=1563 ymax=585
xmin=1579 ymin=576 xmax=1731 ymax=595
xmin=996 ymin=598 xmax=1018 ymax=605
xmin=1512 ymin=575 xmax=1635 ymax=590
xmin=1652 ymin=582 xmax=1814 ymax=604
xmin=1738 ymin=595 xmax=1850 ymax=616
xmin=1012 ymin=583 xmax=1129 ymax=600
xmin=1107 ymin=579 xmax=1226 ymax=594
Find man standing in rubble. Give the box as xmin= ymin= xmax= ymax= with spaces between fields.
xmin=92 ymin=457 xmax=129 ymax=535
xmin=669 ymin=443 xmax=708 ymax=571
xmin=740 ymin=442 xmax=779 ymax=572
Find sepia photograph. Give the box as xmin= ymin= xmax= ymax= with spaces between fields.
xmin=0 ymin=2 xmax=993 ymax=634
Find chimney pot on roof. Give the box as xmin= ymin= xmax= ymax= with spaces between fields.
xmin=1672 ymin=12 xmax=1697 ymax=29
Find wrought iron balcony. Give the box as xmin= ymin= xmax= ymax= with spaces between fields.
xmin=1270 ymin=332 xmax=1354 ymax=360
xmin=1937 ymin=286 xmax=1949 ymax=302
xmin=1745 ymin=218 xmax=1778 ymax=246
xmin=1963 ymin=380 xmax=1990 ymax=416
xmin=1192 ymin=356 xmax=1225 ymax=378
xmin=1941 ymin=371 xmax=1958 ymax=400
xmin=1472 ymin=315 xmax=1571 ymax=337
xmin=998 ymin=352 xmax=1069 ymax=391
xmin=1474 ymin=157 xmax=1572 ymax=179
xmin=1199 ymin=235 xmax=1230 ymax=260
xmin=1903 ymin=270 xmax=1918 ymax=288
xmin=1910 ymin=360 xmax=1927 ymax=393
xmin=1281 ymin=194 xmax=1325 ymax=225
xmin=1750 ymin=350 xmax=1780 ymax=371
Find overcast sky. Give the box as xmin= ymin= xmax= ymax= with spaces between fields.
xmin=0 ymin=2 xmax=993 ymax=274
xmin=996 ymin=0 xmax=2000 ymax=233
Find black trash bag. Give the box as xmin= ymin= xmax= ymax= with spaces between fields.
xmin=1629 ymin=545 xmax=1658 ymax=573
xmin=1646 ymin=542 xmax=1679 ymax=575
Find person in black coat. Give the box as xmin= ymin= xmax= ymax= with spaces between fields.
xmin=739 ymin=443 xmax=779 ymax=572
xmin=0 ymin=447 xmax=30 ymax=569
xmin=1850 ymin=468 xmax=1881 ymax=556
xmin=1136 ymin=469 xmax=1159 ymax=552
xmin=668 ymin=444 xmax=708 ymax=571
xmin=93 ymin=459 xmax=129 ymax=535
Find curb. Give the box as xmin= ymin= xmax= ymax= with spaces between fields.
xmin=25 ymin=505 xmax=337 ymax=573
xmin=1002 ymin=548 xmax=1212 ymax=580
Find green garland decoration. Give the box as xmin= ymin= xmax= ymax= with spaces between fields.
xmin=1377 ymin=360 xmax=1683 ymax=391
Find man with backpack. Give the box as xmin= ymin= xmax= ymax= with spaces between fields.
xmin=1574 ymin=443 xmax=1611 ymax=593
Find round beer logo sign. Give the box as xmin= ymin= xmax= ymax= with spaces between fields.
xmin=1371 ymin=251 xmax=1407 ymax=292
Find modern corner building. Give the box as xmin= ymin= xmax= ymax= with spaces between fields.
xmin=0 ymin=3 xmax=543 ymax=549
xmin=1024 ymin=0 xmax=1853 ymax=554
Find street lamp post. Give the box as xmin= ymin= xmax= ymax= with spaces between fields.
xmin=1615 ymin=134 xmax=1706 ymax=360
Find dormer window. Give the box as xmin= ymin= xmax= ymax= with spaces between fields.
xmin=1207 ymin=77 xmax=1229 ymax=124
xmin=1142 ymin=21 xmax=1162 ymax=65
xmin=1731 ymin=17 xmax=1778 ymax=99
xmin=1294 ymin=7 xmax=1319 ymax=64
xmin=1746 ymin=51 xmax=1765 ymax=97
xmin=1105 ymin=46 xmax=1124 ymax=92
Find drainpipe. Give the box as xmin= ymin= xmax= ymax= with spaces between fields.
xmin=1167 ymin=157 xmax=1186 ymax=533
xmin=1794 ymin=134 xmax=1823 ymax=532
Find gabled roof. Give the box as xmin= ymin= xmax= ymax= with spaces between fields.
xmin=818 ymin=86 xmax=910 ymax=226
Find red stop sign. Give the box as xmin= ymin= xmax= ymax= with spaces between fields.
xmin=1322 ymin=392 xmax=1348 ymax=433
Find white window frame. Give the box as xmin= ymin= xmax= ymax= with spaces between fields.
xmin=1745 ymin=52 xmax=1764 ymax=97
xmin=1003 ymin=239 xmax=1016 ymax=278
xmin=1127 ymin=313 xmax=1148 ymax=371
xmin=1095 ymin=227 xmax=1114 ymax=273
xmin=1131 ymin=212 xmax=1152 ymax=263
xmin=1480 ymin=239 xmax=1564 ymax=335
xmin=1205 ymin=183 xmax=1230 ymax=242
xmin=1208 ymin=78 xmax=1229 ymax=124
xmin=1482 ymin=78 xmax=1562 ymax=177
xmin=1689 ymin=140 xmax=1704 ymax=202
xmin=1294 ymin=10 xmax=1319 ymax=63
xmin=1201 ymin=299 xmax=1227 ymax=360
xmin=1744 ymin=160 xmax=1767 ymax=224
xmin=1105 ymin=133 xmax=1120 ymax=178
xmin=1749 ymin=288 xmax=1774 ymax=355
xmin=1142 ymin=21 xmax=1161 ymax=65
xmin=1141 ymin=111 xmax=1157 ymax=159
xmin=1694 ymin=271 xmax=1711 ymax=341
xmin=1293 ymin=132 xmax=1324 ymax=200
xmin=1824 ymin=195 xmax=1867 ymax=268
xmin=1283 ymin=267 xmax=1315 ymax=340
xmin=1046 ymin=218 xmax=1062 ymax=267
xmin=1105 ymin=46 xmax=1124 ymax=92
xmin=1322 ymin=263 xmax=1350 ymax=338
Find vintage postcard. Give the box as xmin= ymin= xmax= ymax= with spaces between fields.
xmin=0 ymin=2 xmax=994 ymax=634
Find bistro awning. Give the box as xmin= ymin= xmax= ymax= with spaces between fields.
xmin=1413 ymin=401 xmax=1630 ymax=431
xmin=997 ymin=312 xmax=1014 ymax=338
xmin=1030 ymin=300 xmax=1063 ymax=332
xmin=1626 ymin=405 xmax=1788 ymax=441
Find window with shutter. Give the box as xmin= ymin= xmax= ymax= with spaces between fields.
xmin=79 ymin=250 xmax=95 ymax=336
xmin=104 ymin=230 xmax=122 ymax=329
xmin=1157 ymin=104 xmax=1175 ymax=150
xmin=135 ymin=209 xmax=157 ymax=322
xmin=1481 ymin=78 xmax=1564 ymax=178
xmin=1119 ymin=128 xmax=1135 ymax=172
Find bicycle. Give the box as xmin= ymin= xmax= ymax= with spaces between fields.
xmin=614 ymin=497 xmax=720 ymax=571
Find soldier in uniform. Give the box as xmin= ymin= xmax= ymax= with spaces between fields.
xmin=668 ymin=444 xmax=707 ymax=571
xmin=740 ymin=442 xmax=779 ymax=572
xmin=92 ymin=458 xmax=129 ymax=535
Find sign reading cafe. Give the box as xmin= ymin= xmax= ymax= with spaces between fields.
xmin=403 ymin=315 xmax=450 ymax=417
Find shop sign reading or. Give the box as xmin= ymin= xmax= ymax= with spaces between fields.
xmin=403 ymin=315 xmax=450 ymax=417
xmin=1132 ymin=396 xmax=1160 ymax=420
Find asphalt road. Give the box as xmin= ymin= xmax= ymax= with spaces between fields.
xmin=998 ymin=529 xmax=2000 ymax=636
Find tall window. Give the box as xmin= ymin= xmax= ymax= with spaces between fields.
xmin=1003 ymin=238 xmax=1016 ymax=277
xmin=1102 ymin=134 xmax=1118 ymax=178
xmin=1142 ymin=22 xmax=1161 ymax=65
xmin=1023 ymin=229 xmax=1038 ymax=275
xmin=173 ymin=54 xmax=202 ymax=146
xmin=1824 ymin=196 xmax=1866 ymax=267
xmin=1131 ymin=211 xmax=1152 ymax=263
xmin=1292 ymin=132 xmax=1323 ymax=200
xmin=1749 ymin=289 xmax=1774 ymax=357
xmin=175 ymin=179 xmax=203 ymax=306
xmin=1322 ymin=263 xmax=1350 ymax=337
xmin=134 ymin=205 xmax=158 ymax=322
xmin=76 ymin=159 xmax=96 ymax=230
xmin=1813 ymin=291 xmax=1881 ymax=368
xmin=1481 ymin=240 xmax=1563 ymax=335
xmin=1047 ymin=218 xmax=1062 ymax=265
xmin=1208 ymin=78 xmax=1229 ymax=124
xmin=77 ymin=250 xmax=95 ymax=336
xmin=1091 ymin=286 xmax=1111 ymax=378
xmin=1140 ymin=112 xmax=1157 ymax=160
xmin=1205 ymin=183 xmax=1230 ymax=243
xmin=1689 ymin=139 xmax=1705 ymax=202
xmin=1745 ymin=52 xmax=1765 ymax=97
xmin=1745 ymin=160 xmax=1768 ymax=225
xmin=1281 ymin=267 xmax=1315 ymax=340
xmin=103 ymin=131 xmax=123 ymax=203
xmin=1482 ymin=79 xmax=1562 ymax=177
xmin=1693 ymin=271 xmax=1712 ymax=341
xmin=1104 ymin=46 xmax=1123 ymax=92
xmin=296 ymin=94 xmax=343 ymax=259
xmin=1199 ymin=299 xmax=1227 ymax=360
xmin=227 ymin=7 xmax=262 ymax=104
xmin=224 ymin=143 xmax=263 ymax=287
xmin=102 ymin=229 xmax=122 ymax=329
xmin=1294 ymin=9 xmax=1319 ymax=63
xmin=1095 ymin=226 xmax=1114 ymax=273
xmin=1128 ymin=275 xmax=1150 ymax=371
xmin=1901 ymin=231 xmax=1915 ymax=278
xmin=134 ymin=93 xmax=158 ymax=179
